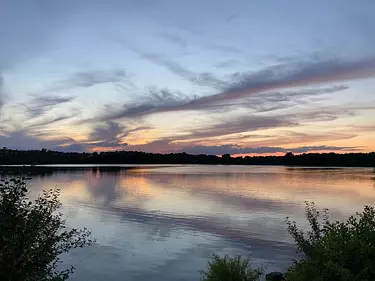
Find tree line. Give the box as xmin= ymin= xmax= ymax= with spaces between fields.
xmin=0 ymin=148 xmax=375 ymax=167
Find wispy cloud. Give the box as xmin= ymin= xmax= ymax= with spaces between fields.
xmin=99 ymin=136 xmax=357 ymax=155
xmin=0 ymin=130 xmax=75 ymax=151
xmin=175 ymin=57 xmax=375 ymax=111
xmin=98 ymin=56 xmax=369 ymax=121
xmin=0 ymin=72 xmax=4 ymax=111
xmin=60 ymin=123 xmax=151 ymax=152
xmin=205 ymin=85 xmax=349 ymax=113
xmin=120 ymin=139 xmax=175 ymax=153
xmin=178 ymin=144 xmax=357 ymax=155
xmin=158 ymin=105 xmax=360 ymax=145
xmin=98 ymin=88 xmax=191 ymax=120
xmin=114 ymin=38 xmax=225 ymax=89
xmin=83 ymin=101 xmax=370 ymax=153
xmin=57 ymin=69 xmax=128 ymax=89
xmin=214 ymin=59 xmax=240 ymax=68
xmin=23 ymin=95 xmax=75 ymax=118
xmin=179 ymin=115 xmax=298 ymax=141
xmin=208 ymin=43 xmax=242 ymax=55
xmin=161 ymin=32 xmax=187 ymax=48
xmin=156 ymin=16 xmax=243 ymax=55
xmin=354 ymin=125 xmax=375 ymax=132
xmin=0 ymin=121 xmax=127 ymax=152
xmin=28 ymin=69 xmax=129 ymax=99
xmin=27 ymin=110 xmax=81 ymax=128
xmin=100 ymin=85 xmax=348 ymax=122
xmin=137 ymin=53 xmax=224 ymax=88
xmin=239 ymin=131 xmax=358 ymax=148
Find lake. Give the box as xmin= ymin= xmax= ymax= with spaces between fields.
xmin=9 ymin=165 xmax=375 ymax=280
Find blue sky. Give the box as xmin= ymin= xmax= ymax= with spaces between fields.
xmin=1 ymin=0 xmax=375 ymax=154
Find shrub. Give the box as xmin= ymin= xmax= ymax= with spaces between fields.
xmin=285 ymin=202 xmax=375 ymax=281
xmin=200 ymin=254 xmax=264 ymax=281
xmin=0 ymin=176 xmax=94 ymax=281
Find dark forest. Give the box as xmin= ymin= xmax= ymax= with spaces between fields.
xmin=0 ymin=148 xmax=374 ymax=167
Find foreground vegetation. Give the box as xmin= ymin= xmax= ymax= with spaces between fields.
xmin=201 ymin=255 xmax=264 ymax=281
xmin=202 ymin=202 xmax=375 ymax=281
xmin=2 ymin=174 xmax=375 ymax=280
xmin=0 ymin=176 xmax=93 ymax=281
xmin=1 ymin=147 xmax=375 ymax=167
xmin=285 ymin=202 xmax=375 ymax=281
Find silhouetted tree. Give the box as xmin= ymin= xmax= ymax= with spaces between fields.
xmin=284 ymin=152 xmax=294 ymax=158
xmin=221 ymin=154 xmax=232 ymax=164
xmin=285 ymin=202 xmax=375 ymax=281
xmin=0 ymin=176 xmax=94 ymax=280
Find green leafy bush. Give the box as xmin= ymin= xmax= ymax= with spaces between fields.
xmin=0 ymin=176 xmax=94 ymax=281
xmin=285 ymin=202 xmax=375 ymax=281
xmin=200 ymin=254 xmax=263 ymax=281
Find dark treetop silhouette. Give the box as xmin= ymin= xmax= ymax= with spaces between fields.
xmin=0 ymin=148 xmax=374 ymax=167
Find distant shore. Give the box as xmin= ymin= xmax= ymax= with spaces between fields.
xmin=0 ymin=148 xmax=374 ymax=167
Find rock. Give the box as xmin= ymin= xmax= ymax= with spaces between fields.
xmin=265 ymin=271 xmax=285 ymax=281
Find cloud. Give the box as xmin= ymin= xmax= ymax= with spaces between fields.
xmin=0 ymin=119 xmax=126 ymax=152
xmin=254 ymin=131 xmax=358 ymax=148
xmin=222 ymin=106 xmax=362 ymax=139
xmin=139 ymin=53 xmax=224 ymax=88
xmin=121 ymin=139 xmax=176 ymax=153
xmin=92 ymin=101 xmax=367 ymax=153
xmin=207 ymin=85 xmax=349 ymax=113
xmin=27 ymin=111 xmax=81 ymax=128
xmin=27 ymin=69 xmax=129 ymax=98
xmin=161 ymin=32 xmax=187 ymax=48
xmin=57 ymin=69 xmax=128 ymax=89
xmin=118 ymin=126 xmax=152 ymax=139
xmin=116 ymin=39 xmax=374 ymax=114
xmin=88 ymin=121 xmax=128 ymax=148
xmin=208 ymin=43 xmax=242 ymax=55
xmin=178 ymin=144 xmax=357 ymax=155
xmin=214 ymin=59 xmax=240 ymax=68
xmin=101 ymin=93 xmax=358 ymax=149
xmin=99 ymin=58 xmax=360 ymax=117
xmin=106 ymin=105 xmax=362 ymax=153
xmin=97 ymin=56 xmax=361 ymax=121
xmin=180 ymin=115 xmax=298 ymax=141
xmin=108 ymin=136 xmax=358 ymax=154
xmin=23 ymin=95 xmax=75 ymax=118
xmin=0 ymin=122 xmax=151 ymax=152
xmin=161 ymin=28 xmax=242 ymax=55
xmin=0 ymin=72 xmax=4 ymax=111
xmin=57 ymin=143 xmax=86 ymax=153
xmin=174 ymin=57 xmax=375 ymax=111
xmin=355 ymin=125 xmax=375 ymax=132
xmin=98 ymin=88 xmax=191 ymax=120
xmin=64 ymin=123 xmax=152 ymax=152
xmin=0 ymin=130 xmax=74 ymax=151
xmin=114 ymin=38 xmax=225 ymax=89
xmin=100 ymin=84 xmax=347 ymax=122
xmin=155 ymin=14 xmax=244 ymax=56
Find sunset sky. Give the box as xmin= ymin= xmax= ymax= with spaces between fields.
xmin=1 ymin=0 xmax=375 ymax=155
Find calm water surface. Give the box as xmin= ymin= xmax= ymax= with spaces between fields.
xmin=23 ymin=165 xmax=375 ymax=280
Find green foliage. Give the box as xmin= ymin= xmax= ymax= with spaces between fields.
xmin=200 ymin=254 xmax=263 ymax=281
xmin=0 ymin=176 xmax=94 ymax=281
xmin=285 ymin=202 xmax=375 ymax=281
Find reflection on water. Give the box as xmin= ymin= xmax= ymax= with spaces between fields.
xmin=20 ymin=165 xmax=375 ymax=281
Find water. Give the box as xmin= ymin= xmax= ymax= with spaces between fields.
xmin=14 ymin=165 xmax=375 ymax=280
